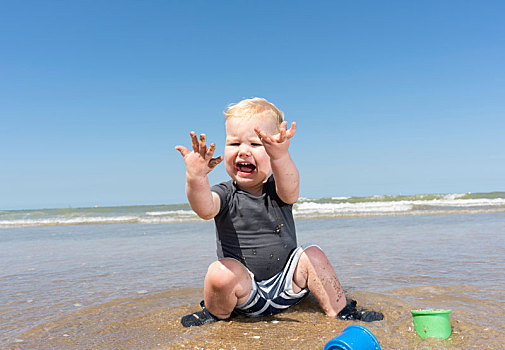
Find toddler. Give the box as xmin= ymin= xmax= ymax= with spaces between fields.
xmin=175 ymin=98 xmax=383 ymax=326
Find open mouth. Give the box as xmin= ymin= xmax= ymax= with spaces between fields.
xmin=236 ymin=162 xmax=256 ymax=174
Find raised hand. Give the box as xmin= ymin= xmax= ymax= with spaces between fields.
xmin=175 ymin=132 xmax=223 ymax=178
xmin=254 ymin=121 xmax=296 ymax=161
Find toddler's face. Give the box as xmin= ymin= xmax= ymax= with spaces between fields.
xmin=224 ymin=116 xmax=277 ymax=194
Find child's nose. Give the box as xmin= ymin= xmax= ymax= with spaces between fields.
xmin=238 ymin=144 xmax=251 ymax=157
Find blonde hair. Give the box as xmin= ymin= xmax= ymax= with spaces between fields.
xmin=224 ymin=97 xmax=284 ymax=130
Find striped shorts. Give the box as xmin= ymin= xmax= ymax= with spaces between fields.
xmin=234 ymin=244 xmax=316 ymax=317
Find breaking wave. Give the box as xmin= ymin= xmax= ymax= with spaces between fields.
xmin=1 ymin=192 xmax=504 ymax=228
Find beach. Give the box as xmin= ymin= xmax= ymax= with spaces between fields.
xmin=1 ymin=197 xmax=504 ymax=349
xmin=3 ymin=0 xmax=504 ymax=348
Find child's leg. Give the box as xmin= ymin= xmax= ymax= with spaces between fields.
xmin=292 ymin=246 xmax=347 ymax=317
xmin=203 ymin=258 xmax=252 ymax=319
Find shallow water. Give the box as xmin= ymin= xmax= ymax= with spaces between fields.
xmin=1 ymin=213 xmax=504 ymax=349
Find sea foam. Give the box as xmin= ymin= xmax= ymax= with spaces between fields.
xmin=1 ymin=192 xmax=504 ymax=228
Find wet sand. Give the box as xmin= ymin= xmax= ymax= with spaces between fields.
xmin=8 ymin=285 xmax=504 ymax=350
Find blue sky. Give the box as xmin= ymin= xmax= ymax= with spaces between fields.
xmin=1 ymin=1 xmax=504 ymax=210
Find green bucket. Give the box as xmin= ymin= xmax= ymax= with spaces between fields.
xmin=411 ymin=309 xmax=452 ymax=339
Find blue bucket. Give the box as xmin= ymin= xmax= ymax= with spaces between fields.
xmin=324 ymin=325 xmax=381 ymax=350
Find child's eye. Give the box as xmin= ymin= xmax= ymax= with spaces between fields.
xmin=228 ymin=143 xmax=240 ymax=146
xmin=251 ymin=143 xmax=263 ymax=147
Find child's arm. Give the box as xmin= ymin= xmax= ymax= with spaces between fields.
xmin=175 ymin=132 xmax=222 ymax=220
xmin=254 ymin=121 xmax=299 ymax=204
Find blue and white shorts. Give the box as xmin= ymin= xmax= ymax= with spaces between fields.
xmin=234 ymin=244 xmax=316 ymax=317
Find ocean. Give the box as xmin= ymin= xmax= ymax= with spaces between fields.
xmin=1 ymin=192 xmax=504 ymax=349
xmin=2 ymin=192 xmax=505 ymax=228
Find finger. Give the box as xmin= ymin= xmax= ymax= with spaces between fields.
xmin=278 ymin=121 xmax=287 ymax=142
xmin=174 ymin=145 xmax=190 ymax=157
xmin=199 ymin=133 xmax=207 ymax=157
xmin=286 ymin=121 xmax=297 ymax=139
xmin=254 ymin=127 xmax=272 ymax=143
xmin=208 ymin=156 xmax=223 ymax=169
xmin=206 ymin=142 xmax=217 ymax=158
xmin=190 ymin=131 xmax=199 ymax=153
xmin=254 ymin=126 xmax=264 ymax=141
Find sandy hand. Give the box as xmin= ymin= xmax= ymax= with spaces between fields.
xmin=175 ymin=132 xmax=223 ymax=177
xmin=254 ymin=121 xmax=296 ymax=160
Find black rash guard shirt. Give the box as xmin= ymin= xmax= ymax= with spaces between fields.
xmin=211 ymin=175 xmax=297 ymax=281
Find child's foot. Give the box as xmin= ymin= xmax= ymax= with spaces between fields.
xmin=180 ymin=301 xmax=228 ymax=327
xmin=337 ymin=299 xmax=384 ymax=322
xmin=337 ymin=300 xmax=361 ymax=320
